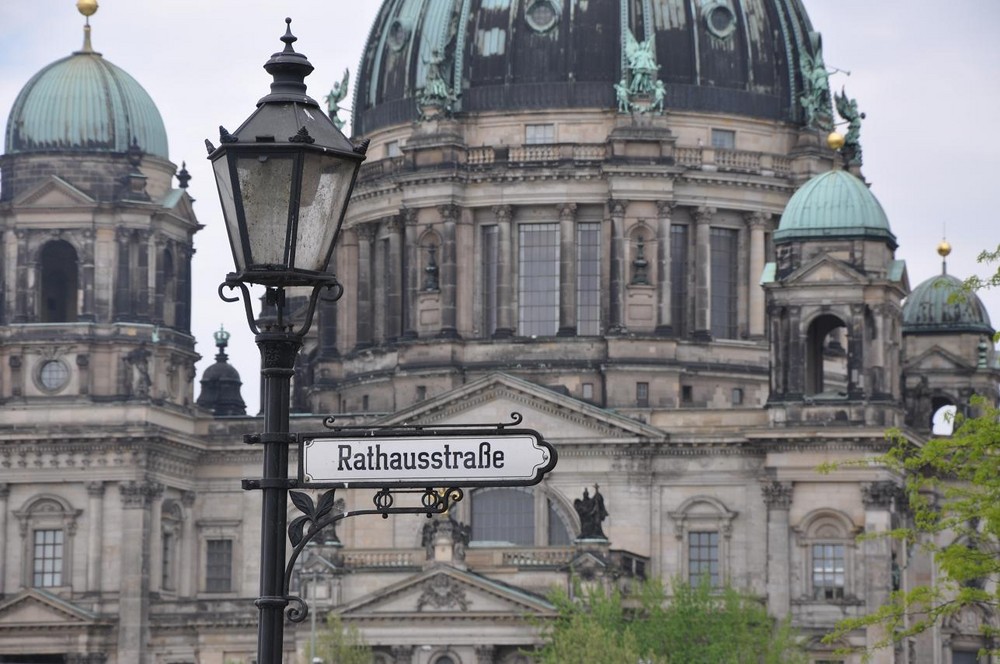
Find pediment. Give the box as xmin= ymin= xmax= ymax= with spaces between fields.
xmin=0 ymin=589 xmax=99 ymax=629
xmin=337 ymin=565 xmax=555 ymax=619
xmin=903 ymin=345 xmax=973 ymax=372
xmin=375 ymin=372 xmax=667 ymax=444
xmin=783 ymin=256 xmax=866 ymax=286
xmin=13 ymin=176 xmax=95 ymax=208
xmin=159 ymin=189 xmax=199 ymax=225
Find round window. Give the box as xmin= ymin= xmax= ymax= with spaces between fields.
xmin=705 ymin=4 xmax=737 ymax=39
xmin=39 ymin=359 xmax=69 ymax=392
xmin=525 ymin=0 xmax=559 ymax=33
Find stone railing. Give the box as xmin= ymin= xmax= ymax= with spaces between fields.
xmin=467 ymin=146 xmax=496 ymax=165
xmin=340 ymin=549 xmax=421 ymax=569
xmin=714 ymin=148 xmax=760 ymax=172
xmin=509 ymin=144 xmax=559 ymax=162
xmin=675 ymin=146 xmax=703 ymax=168
xmin=465 ymin=546 xmax=575 ymax=568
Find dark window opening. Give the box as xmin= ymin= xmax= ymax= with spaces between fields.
xmin=39 ymin=241 xmax=79 ymax=322
xmin=710 ymin=228 xmax=738 ymax=339
xmin=205 ymin=539 xmax=233 ymax=592
xmin=576 ymin=223 xmax=601 ymax=335
xmin=482 ymin=225 xmax=499 ymax=335
xmin=670 ymin=225 xmax=689 ymax=336
xmin=806 ymin=315 xmax=848 ymax=397
xmin=636 ymin=382 xmax=649 ymax=407
xmin=681 ymin=385 xmax=693 ymax=403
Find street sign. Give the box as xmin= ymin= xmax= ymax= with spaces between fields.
xmin=298 ymin=428 xmax=556 ymax=488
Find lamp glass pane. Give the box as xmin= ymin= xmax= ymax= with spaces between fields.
xmin=211 ymin=156 xmax=245 ymax=272
xmin=236 ymin=154 xmax=295 ymax=268
xmin=293 ymin=152 xmax=355 ymax=272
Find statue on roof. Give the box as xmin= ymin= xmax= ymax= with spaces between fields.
xmin=325 ymin=69 xmax=351 ymax=130
xmin=417 ymin=48 xmax=457 ymax=120
xmin=799 ymin=32 xmax=833 ymax=131
xmin=834 ymin=86 xmax=865 ymax=168
xmin=625 ymin=30 xmax=660 ymax=96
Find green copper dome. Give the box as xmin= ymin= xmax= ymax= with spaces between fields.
xmin=5 ymin=44 xmax=168 ymax=159
xmin=774 ymin=170 xmax=896 ymax=248
xmin=902 ymin=272 xmax=993 ymax=335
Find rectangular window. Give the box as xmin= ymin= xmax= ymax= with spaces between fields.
xmin=518 ymin=224 xmax=560 ymax=337
xmin=416 ymin=385 xmax=427 ymax=401
xmin=710 ymin=228 xmax=739 ymax=339
xmin=711 ymin=128 xmax=735 ymax=149
xmin=576 ymin=223 xmax=601 ymax=335
xmin=952 ymin=652 xmax=980 ymax=664
xmin=482 ymin=225 xmax=499 ymax=335
xmin=670 ymin=225 xmax=689 ymax=336
xmin=636 ymin=382 xmax=649 ymax=407
xmin=582 ymin=383 xmax=594 ymax=400
xmin=688 ymin=531 xmax=720 ymax=587
xmin=525 ymin=123 xmax=555 ymax=145
xmin=731 ymin=387 xmax=744 ymax=405
xmin=162 ymin=532 xmax=175 ymax=591
xmin=812 ymin=543 xmax=846 ymax=600
xmin=33 ymin=529 xmax=63 ymax=587
xmin=205 ymin=539 xmax=233 ymax=593
xmin=386 ymin=140 xmax=402 ymax=157
xmin=681 ymin=385 xmax=693 ymax=403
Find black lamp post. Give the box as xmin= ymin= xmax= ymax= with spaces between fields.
xmin=207 ymin=19 xmax=366 ymax=664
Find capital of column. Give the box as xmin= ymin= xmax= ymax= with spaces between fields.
xmin=608 ymin=198 xmax=628 ymax=217
xmin=492 ymin=204 xmax=512 ymax=223
xmin=558 ymin=202 xmax=577 ymax=221
xmin=438 ymin=203 xmax=460 ymax=222
xmin=355 ymin=223 xmax=377 ymax=242
xmin=474 ymin=645 xmax=496 ymax=664
xmin=180 ymin=490 xmax=196 ymax=507
xmin=85 ymin=481 xmax=105 ymax=498
xmin=861 ymin=481 xmax=901 ymax=510
xmin=693 ymin=206 xmax=716 ymax=224
xmin=119 ymin=480 xmax=164 ymax=510
xmin=656 ymin=200 xmax=676 ymax=219
xmin=384 ymin=214 xmax=403 ymax=234
xmin=761 ymin=480 xmax=793 ymax=509
xmin=0 ymin=483 xmax=9 ymax=500
xmin=402 ymin=207 xmax=419 ymax=226
xmin=115 ymin=226 xmax=131 ymax=242
xmin=743 ymin=211 xmax=771 ymax=230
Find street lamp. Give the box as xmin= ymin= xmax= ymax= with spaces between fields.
xmin=207 ymin=18 xmax=366 ymax=664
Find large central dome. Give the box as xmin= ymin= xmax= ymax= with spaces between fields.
xmin=355 ymin=0 xmax=820 ymax=135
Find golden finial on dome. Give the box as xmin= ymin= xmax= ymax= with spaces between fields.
xmin=937 ymin=240 xmax=952 ymax=257
xmin=77 ymin=0 xmax=98 ymax=17
xmin=827 ymin=131 xmax=845 ymax=151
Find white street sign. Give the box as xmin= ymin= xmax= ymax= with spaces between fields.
xmin=301 ymin=432 xmax=554 ymax=487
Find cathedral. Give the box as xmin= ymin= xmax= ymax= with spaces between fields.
xmin=0 ymin=1 xmax=996 ymax=664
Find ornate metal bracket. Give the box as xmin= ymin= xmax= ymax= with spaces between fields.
xmin=217 ymin=274 xmax=343 ymax=337
xmin=281 ymin=486 xmax=463 ymax=622
xmin=321 ymin=411 xmax=523 ymax=432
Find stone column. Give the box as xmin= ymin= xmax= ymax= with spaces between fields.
xmin=493 ymin=205 xmax=514 ymax=338
xmin=136 ymin=230 xmax=151 ymax=322
xmin=117 ymin=480 xmax=161 ymax=664
xmin=786 ymin=305 xmax=804 ymax=398
xmin=761 ymin=480 xmax=793 ymax=618
xmin=337 ymin=230 xmax=359 ymax=352
xmin=608 ymin=199 xmax=628 ymax=334
xmin=80 ymin=229 xmax=96 ymax=322
xmin=180 ymin=491 xmax=196 ymax=598
xmin=693 ymin=206 xmax=715 ymax=341
xmin=0 ymin=483 xmax=8 ymax=595
xmin=438 ymin=204 xmax=461 ymax=339
xmin=355 ymin=224 xmax=375 ymax=350
xmin=655 ymin=201 xmax=675 ymax=336
xmin=86 ymin=481 xmax=105 ymax=593
xmin=558 ymin=203 xmax=578 ymax=336
xmin=862 ymin=481 xmax=898 ymax=664
xmin=14 ymin=229 xmax=29 ymax=322
xmin=152 ymin=235 xmax=166 ymax=324
xmin=148 ymin=493 xmax=163 ymax=593
xmin=114 ymin=227 xmax=131 ymax=321
xmin=385 ymin=216 xmax=404 ymax=341
xmin=745 ymin=212 xmax=769 ymax=339
xmin=401 ymin=208 xmax=420 ymax=340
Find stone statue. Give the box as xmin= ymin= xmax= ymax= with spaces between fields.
xmin=834 ymin=86 xmax=865 ymax=167
xmin=651 ymin=79 xmax=667 ymax=112
xmin=324 ymin=68 xmax=350 ymax=131
xmin=799 ymin=32 xmax=832 ymax=130
xmin=625 ymin=30 xmax=659 ymax=96
xmin=417 ymin=48 xmax=456 ymax=119
xmin=574 ymin=485 xmax=609 ymax=540
xmin=614 ymin=78 xmax=630 ymax=113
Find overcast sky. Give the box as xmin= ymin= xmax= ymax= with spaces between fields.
xmin=1 ymin=1 xmax=998 ymax=415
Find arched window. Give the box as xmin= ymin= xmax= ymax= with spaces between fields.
xmin=14 ymin=495 xmax=81 ymax=589
xmin=469 ymin=487 xmax=572 ymax=546
xmin=669 ymin=496 xmax=737 ymax=587
xmin=931 ymin=400 xmax=957 ymax=436
xmin=39 ymin=241 xmax=78 ymax=322
xmin=806 ymin=314 xmax=848 ymax=397
xmin=161 ymin=500 xmax=183 ymax=592
xmin=794 ymin=509 xmax=860 ymax=602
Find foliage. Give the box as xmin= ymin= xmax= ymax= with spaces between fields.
xmin=535 ymin=577 xmax=807 ymax=664
xmin=305 ymin=612 xmax=372 ymax=664
xmin=823 ymin=399 xmax=1000 ymax=657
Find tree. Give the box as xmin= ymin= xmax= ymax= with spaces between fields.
xmin=535 ymin=578 xmax=806 ymax=664
xmin=306 ymin=612 xmax=372 ymax=664
xmin=824 ymin=400 xmax=1000 ymax=657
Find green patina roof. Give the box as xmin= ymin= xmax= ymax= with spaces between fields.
xmin=902 ymin=272 xmax=993 ymax=335
xmin=5 ymin=48 xmax=168 ymax=159
xmin=775 ymin=170 xmax=896 ymax=248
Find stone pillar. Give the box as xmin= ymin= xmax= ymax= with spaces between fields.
xmin=655 ymin=201 xmax=675 ymax=336
xmin=438 ymin=204 xmax=461 ymax=339
xmin=0 ymin=483 xmax=8 ymax=595
xmin=693 ymin=206 xmax=715 ymax=341
xmin=355 ymin=224 xmax=375 ymax=350
xmin=745 ymin=213 xmax=768 ymax=339
xmin=117 ymin=480 xmax=161 ymax=664
xmin=386 ymin=216 xmax=404 ymax=341
xmin=14 ymin=229 xmax=29 ymax=322
xmin=493 ymin=205 xmax=514 ymax=338
xmin=558 ymin=203 xmax=578 ymax=336
xmin=177 ymin=245 xmax=192 ymax=333
xmin=152 ymin=236 xmax=166 ymax=324
xmin=148 ymin=494 xmax=163 ymax=593
xmin=786 ymin=305 xmax=804 ymax=398
xmin=862 ymin=481 xmax=898 ymax=664
xmin=401 ymin=208 xmax=420 ymax=340
xmin=179 ymin=491 xmax=196 ymax=598
xmin=337 ymin=230 xmax=359 ymax=353
xmin=136 ymin=230 xmax=151 ymax=322
xmin=761 ymin=480 xmax=793 ymax=618
xmin=86 ymin=481 xmax=105 ymax=593
xmin=608 ymin=199 xmax=628 ymax=334
xmin=80 ymin=229 xmax=96 ymax=322
xmin=114 ymin=227 xmax=131 ymax=320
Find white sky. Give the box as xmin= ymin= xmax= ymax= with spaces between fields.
xmin=1 ymin=1 xmax=998 ymax=415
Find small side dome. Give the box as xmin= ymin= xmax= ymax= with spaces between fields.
xmin=774 ymin=170 xmax=896 ymax=248
xmin=903 ymin=273 xmax=993 ymax=336
xmin=197 ymin=327 xmax=247 ymax=417
xmin=5 ymin=44 xmax=168 ymax=158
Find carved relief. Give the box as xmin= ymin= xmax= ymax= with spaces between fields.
xmin=416 ymin=574 xmax=470 ymax=611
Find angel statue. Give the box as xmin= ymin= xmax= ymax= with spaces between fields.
xmin=417 ymin=48 xmax=456 ymax=119
xmin=798 ymin=32 xmax=832 ymax=130
xmin=625 ymin=30 xmax=659 ymax=96
xmin=325 ymin=69 xmax=350 ymax=131
xmin=834 ymin=87 xmax=865 ymax=167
